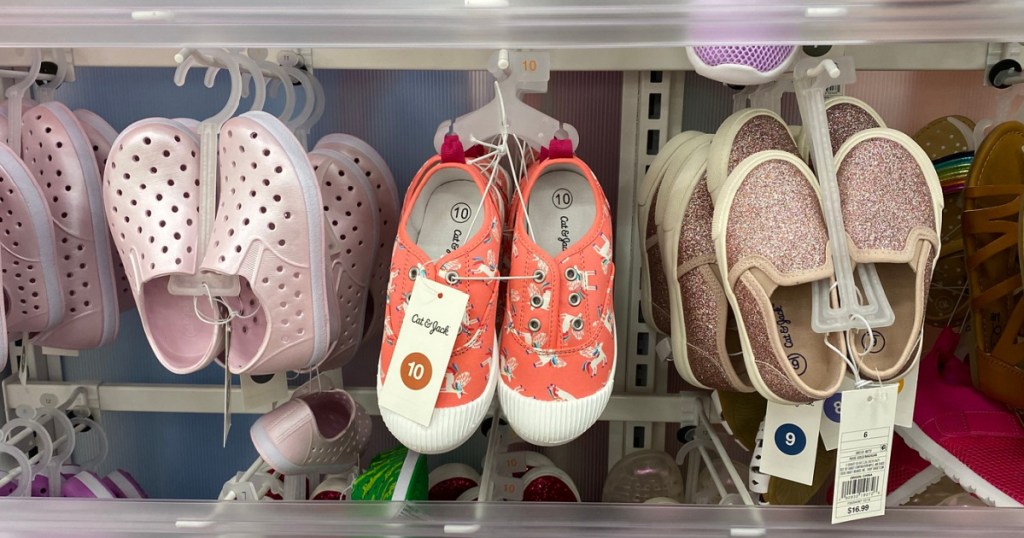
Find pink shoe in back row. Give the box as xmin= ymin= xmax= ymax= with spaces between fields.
xmin=23 ymin=102 xmax=119 ymax=350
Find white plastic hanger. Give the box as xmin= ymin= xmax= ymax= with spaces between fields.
xmin=732 ymin=85 xmax=756 ymax=113
xmin=749 ymin=78 xmax=793 ymax=115
xmin=972 ymin=83 xmax=1024 ymax=147
xmin=5 ymin=49 xmax=42 ymax=156
xmin=793 ymin=56 xmax=896 ymax=333
xmin=169 ymin=47 xmax=242 ymax=298
xmin=434 ymin=49 xmax=579 ymax=152
xmin=35 ymin=48 xmax=72 ymax=104
xmin=247 ymin=48 xmax=296 ymax=125
xmin=294 ymin=68 xmax=325 ymax=150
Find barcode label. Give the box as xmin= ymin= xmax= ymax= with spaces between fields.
xmin=840 ymin=476 xmax=879 ymax=497
xmin=824 ymin=84 xmax=845 ymax=97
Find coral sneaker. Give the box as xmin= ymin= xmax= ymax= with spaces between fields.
xmin=898 ymin=327 xmax=1024 ymax=506
xmin=0 ymin=143 xmax=63 ymax=335
xmin=251 ymin=388 xmax=371 ymax=475
xmin=22 ymin=102 xmax=119 ymax=349
xmin=201 ymin=112 xmax=336 ymax=374
xmin=105 ymin=118 xmax=222 ymax=373
xmin=378 ymin=146 xmax=502 ymax=454
xmin=498 ymin=142 xmax=615 ymax=446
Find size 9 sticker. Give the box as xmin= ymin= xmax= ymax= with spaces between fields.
xmin=760 ymin=400 xmax=821 ymax=486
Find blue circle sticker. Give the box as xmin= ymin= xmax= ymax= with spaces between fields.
xmin=824 ymin=393 xmax=842 ymax=423
xmin=774 ymin=423 xmax=807 ymax=456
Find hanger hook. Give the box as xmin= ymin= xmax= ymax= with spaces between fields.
xmin=174 ymin=48 xmax=243 ymax=127
xmin=248 ymin=49 xmax=296 ymax=123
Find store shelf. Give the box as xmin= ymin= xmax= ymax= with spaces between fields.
xmin=0 ymin=498 xmax=1021 ymax=536
xmin=2 ymin=379 xmax=698 ymax=423
xmin=0 ymin=43 xmax=993 ymax=71
xmin=0 ymin=2 xmax=1022 ymax=48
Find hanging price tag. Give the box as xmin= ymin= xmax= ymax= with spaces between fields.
xmin=894 ymin=363 xmax=919 ymax=428
xmin=378 ymin=276 xmax=469 ymax=426
xmin=831 ymin=384 xmax=898 ymax=524
xmin=241 ymin=373 xmax=289 ymax=410
xmin=760 ymin=400 xmax=821 ymax=485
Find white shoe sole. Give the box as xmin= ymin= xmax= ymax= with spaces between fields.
xmin=885 ymin=463 xmax=944 ymax=507
xmin=898 ymin=425 xmax=1022 ymax=507
xmin=686 ymin=47 xmax=798 ymax=87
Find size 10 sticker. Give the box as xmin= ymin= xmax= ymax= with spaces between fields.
xmin=509 ymin=51 xmax=550 ymax=84
xmin=378 ymin=276 xmax=469 ymax=426
xmin=831 ymin=385 xmax=898 ymax=524
xmin=760 ymin=400 xmax=821 ymax=485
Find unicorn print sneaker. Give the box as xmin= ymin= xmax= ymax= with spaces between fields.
xmin=377 ymin=141 xmax=502 ymax=454
xmin=498 ymin=140 xmax=615 ymax=447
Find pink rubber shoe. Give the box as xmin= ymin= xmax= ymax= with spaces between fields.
xmin=378 ymin=147 xmax=502 ymax=454
xmin=0 ymin=143 xmax=64 ymax=335
xmin=314 ymin=134 xmax=399 ymax=351
xmin=74 ymin=108 xmax=134 ymax=312
xmin=22 ymin=102 xmax=119 ymax=349
xmin=250 ymin=389 xmax=371 ymax=475
xmin=498 ymin=142 xmax=616 ymax=447
xmin=898 ymin=327 xmax=1024 ymax=506
xmin=105 ymin=118 xmax=222 ymax=373
xmin=202 ymin=111 xmax=335 ymax=374
xmin=307 ymin=148 xmax=380 ymax=371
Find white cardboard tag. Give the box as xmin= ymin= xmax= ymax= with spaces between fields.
xmin=831 ymin=385 xmax=898 ymax=524
xmin=821 ymin=377 xmax=857 ymax=451
xmin=894 ymin=363 xmax=919 ymax=428
xmin=241 ymin=373 xmax=289 ymax=410
xmin=378 ymin=276 xmax=469 ymax=427
xmin=760 ymin=400 xmax=821 ymax=486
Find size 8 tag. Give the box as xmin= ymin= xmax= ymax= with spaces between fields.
xmin=509 ymin=51 xmax=550 ymax=84
xmin=832 ymin=385 xmax=898 ymax=524
xmin=820 ymin=391 xmax=842 ymax=451
xmin=492 ymin=475 xmax=525 ymax=501
xmin=894 ymin=364 xmax=919 ymax=428
xmin=241 ymin=373 xmax=289 ymax=410
xmin=378 ymin=277 xmax=469 ymax=426
xmin=760 ymin=400 xmax=821 ymax=485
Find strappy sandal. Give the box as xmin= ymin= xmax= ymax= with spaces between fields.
xmin=962 ymin=121 xmax=1024 ymax=409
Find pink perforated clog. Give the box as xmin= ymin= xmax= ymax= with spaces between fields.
xmin=22 ymin=102 xmax=119 ymax=349
xmin=308 ymin=148 xmax=380 ymax=371
xmin=105 ymin=118 xmax=222 ymax=373
xmin=0 ymin=143 xmax=64 ymax=336
xmin=74 ymin=108 xmax=134 ymax=312
xmin=202 ymin=111 xmax=336 ymax=374
xmin=314 ymin=134 xmax=399 ymax=352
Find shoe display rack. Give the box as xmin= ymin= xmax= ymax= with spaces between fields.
xmin=0 ymin=1 xmax=1022 ymax=535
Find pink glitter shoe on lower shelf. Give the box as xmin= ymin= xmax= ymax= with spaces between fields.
xmin=250 ymin=389 xmax=371 ymax=475
xmin=22 ymin=102 xmax=119 ymax=349
xmin=897 ymin=327 xmax=1024 ymax=507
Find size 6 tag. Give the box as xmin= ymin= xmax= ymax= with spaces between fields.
xmin=241 ymin=373 xmax=289 ymax=410
xmin=378 ymin=276 xmax=469 ymax=426
xmin=831 ymin=385 xmax=898 ymax=524
xmin=492 ymin=475 xmax=525 ymax=501
xmin=510 ymin=51 xmax=550 ymax=83
xmin=894 ymin=363 xmax=919 ymax=428
xmin=760 ymin=400 xmax=821 ymax=485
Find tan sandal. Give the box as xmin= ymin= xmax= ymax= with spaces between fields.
xmin=962 ymin=121 xmax=1024 ymax=409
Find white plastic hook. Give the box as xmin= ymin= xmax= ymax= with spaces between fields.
xmin=294 ymin=68 xmax=324 ymax=150
xmin=174 ymin=48 xmax=242 ymax=127
xmin=793 ymin=56 xmax=896 ymax=333
xmin=248 ymin=49 xmax=296 ymax=124
xmin=6 ymin=48 xmax=42 ymax=156
xmin=277 ymin=65 xmax=315 ymax=135
xmin=35 ymin=48 xmax=71 ymax=103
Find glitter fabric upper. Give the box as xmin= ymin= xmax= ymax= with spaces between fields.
xmin=679 ymin=177 xmax=716 ymax=259
xmin=826 ymin=102 xmax=882 ymax=155
xmin=837 ymin=137 xmax=937 ymax=255
xmin=734 ymin=280 xmax=811 ymax=404
xmin=727 ymin=115 xmax=800 ymax=176
xmin=725 ymin=159 xmax=829 ymax=276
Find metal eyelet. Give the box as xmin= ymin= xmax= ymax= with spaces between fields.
xmin=533 ymin=269 xmax=545 ymax=283
xmin=445 ymin=271 xmax=459 ymax=285
xmin=571 ymin=317 xmax=584 ymax=331
xmin=568 ymin=293 xmax=582 ymax=307
xmin=528 ymin=318 xmax=541 ymax=332
xmin=564 ymin=267 xmax=578 ymax=281
xmin=408 ymin=268 xmax=419 ymax=280
xmin=530 ymin=295 xmax=544 ymax=308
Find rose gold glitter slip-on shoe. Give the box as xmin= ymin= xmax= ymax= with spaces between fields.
xmin=835 ymin=128 xmax=942 ymax=382
xmin=711 ymin=151 xmax=846 ymax=405
xmin=707 ymin=108 xmax=800 ymax=202
xmin=657 ymin=136 xmax=753 ymax=392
